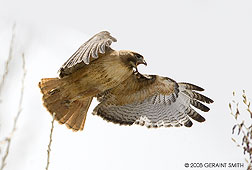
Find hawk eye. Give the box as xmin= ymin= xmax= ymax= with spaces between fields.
xmin=134 ymin=53 xmax=142 ymax=59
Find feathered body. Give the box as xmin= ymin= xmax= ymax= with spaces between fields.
xmin=56 ymin=50 xmax=135 ymax=99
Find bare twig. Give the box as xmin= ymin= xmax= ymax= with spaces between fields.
xmin=0 ymin=23 xmax=16 ymax=98
xmin=0 ymin=138 xmax=10 ymax=170
xmin=46 ymin=113 xmax=56 ymax=170
xmin=0 ymin=53 xmax=26 ymax=170
xmin=13 ymin=53 xmax=26 ymax=129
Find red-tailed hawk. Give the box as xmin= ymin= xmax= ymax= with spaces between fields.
xmin=39 ymin=31 xmax=147 ymax=131
xmin=39 ymin=31 xmax=213 ymax=131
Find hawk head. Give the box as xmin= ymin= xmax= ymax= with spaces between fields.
xmin=119 ymin=50 xmax=147 ymax=72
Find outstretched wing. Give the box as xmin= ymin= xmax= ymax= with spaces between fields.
xmin=93 ymin=73 xmax=213 ymax=128
xmin=59 ymin=31 xmax=117 ymax=78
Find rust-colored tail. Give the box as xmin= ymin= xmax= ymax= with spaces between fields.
xmin=38 ymin=78 xmax=93 ymax=131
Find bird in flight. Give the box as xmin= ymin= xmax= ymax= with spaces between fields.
xmin=39 ymin=31 xmax=213 ymax=131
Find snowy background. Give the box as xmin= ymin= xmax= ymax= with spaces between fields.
xmin=0 ymin=0 xmax=252 ymax=170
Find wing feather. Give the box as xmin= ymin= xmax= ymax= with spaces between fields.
xmin=99 ymin=73 xmax=177 ymax=106
xmin=181 ymin=89 xmax=214 ymax=104
xmin=94 ymin=72 xmax=213 ymax=128
xmin=190 ymin=99 xmax=210 ymax=112
xmin=179 ymin=82 xmax=204 ymax=91
xmin=59 ymin=31 xmax=117 ymax=78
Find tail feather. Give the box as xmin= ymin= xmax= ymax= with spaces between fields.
xmin=38 ymin=78 xmax=92 ymax=131
xmin=64 ymin=101 xmax=83 ymax=130
xmin=39 ymin=78 xmax=62 ymax=94
xmin=46 ymin=99 xmax=69 ymax=121
xmin=68 ymin=98 xmax=92 ymax=131
xmin=65 ymin=97 xmax=92 ymax=131
xmin=57 ymin=101 xmax=78 ymax=124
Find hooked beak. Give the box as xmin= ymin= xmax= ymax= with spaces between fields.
xmin=137 ymin=59 xmax=147 ymax=66
xmin=142 ymin=59 xmax=147 ymax=66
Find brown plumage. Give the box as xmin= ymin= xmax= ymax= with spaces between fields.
xmin=39 ymin=31 xmax=147 ymax=131
xmin=94 ymin=72 xmax=214 ymax=128
xmin=39 ymin=31 xmax=213 ymax=131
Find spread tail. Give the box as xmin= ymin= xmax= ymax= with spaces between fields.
xmin=38 ymin=78 xmax=93 ymax=131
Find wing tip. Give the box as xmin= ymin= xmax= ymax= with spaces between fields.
xmin=202 ymin=95 xmax=214 ymax=104
xmin=98 ymin=30 xmax=117 ymax=42
xmin=208 ymin=98 xmax=214 ymax=104
xmin=184 ymin=120 xmax=193 ymax=127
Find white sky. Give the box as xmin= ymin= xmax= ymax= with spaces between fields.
xmin=0 ymin=0 xmax=252 ymax=170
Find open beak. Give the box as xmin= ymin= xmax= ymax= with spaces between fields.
xmin=137 ymin=59 xmax=147 ymax=66
xmin=142 ymin=59 xmax=147 ymax=66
